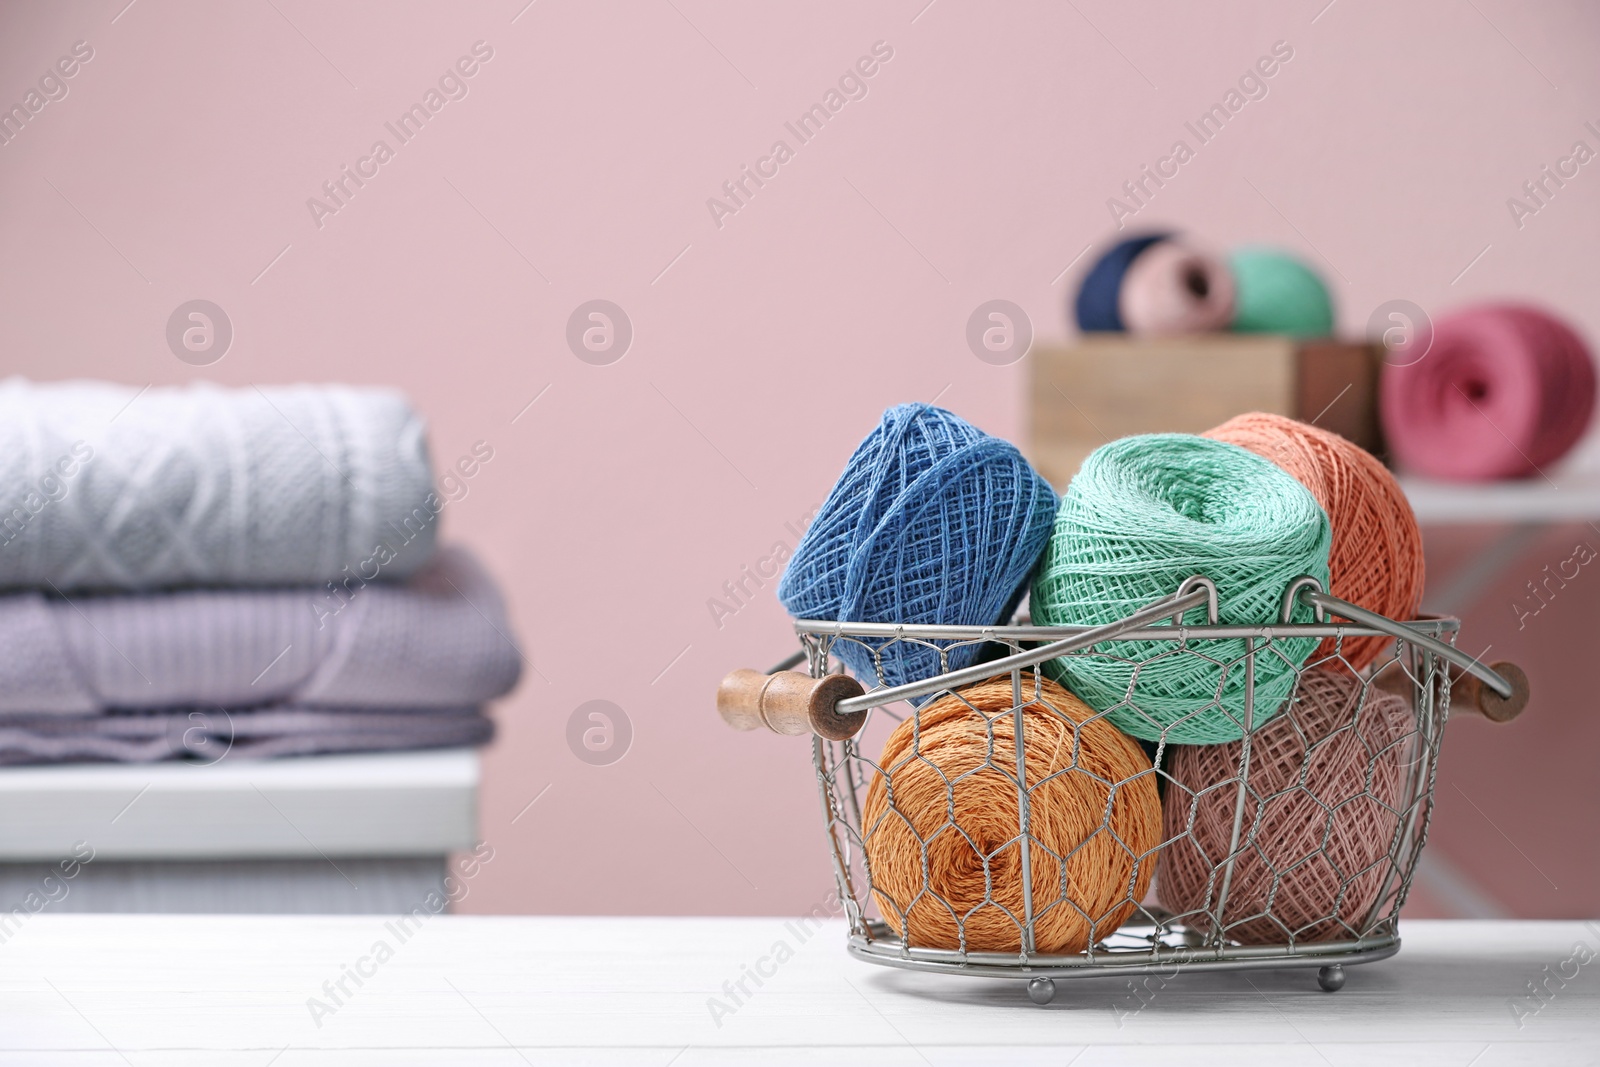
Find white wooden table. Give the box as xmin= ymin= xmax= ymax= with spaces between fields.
xmin=1 ymin=917 xmax=1595 ymax=1064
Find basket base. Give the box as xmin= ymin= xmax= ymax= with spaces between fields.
xmin=846 ymin=919 xmax=1401 ymax=988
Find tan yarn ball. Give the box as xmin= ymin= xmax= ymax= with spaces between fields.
xmin=1157 ymin=666 xmax=1416 ymax=944
xmin=861 ymin=676 xmax=1161 ymax=955
xmin=1204 ymin=412 xmax=1425 ymax=670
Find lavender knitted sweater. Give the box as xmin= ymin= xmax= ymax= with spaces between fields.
xmin=0 ymin=546 xmax=521 ymax=715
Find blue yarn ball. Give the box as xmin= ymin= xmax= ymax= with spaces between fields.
xmin=778 ymin=404 xmax=1059 ymax=691
xmin=1074 ymin=233 xmax=1172 ymax=332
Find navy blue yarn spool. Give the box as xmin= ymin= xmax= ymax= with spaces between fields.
xmin=777 ymin=404 xmax=1059 ymax=693
xmin=1074 ymin=233 xmax=1171 ymax=332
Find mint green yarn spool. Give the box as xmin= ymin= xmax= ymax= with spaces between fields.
xmin=1229 ymin=247 xmax=1334 ymax=337
xmin=1030 ymin=434 xmax=1332 ymax=745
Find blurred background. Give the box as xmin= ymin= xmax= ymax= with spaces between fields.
xmin=0 ymin=0 xmax=1595 ymax=921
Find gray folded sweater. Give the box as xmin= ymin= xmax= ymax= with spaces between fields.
xmin=0 ymin=378 xmax=438 ymax=591
xmin=0 ymin=545 xmax=522 ymax=714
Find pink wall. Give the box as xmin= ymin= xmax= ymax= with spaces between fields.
xmin=1 ymin=0 xmax=1596 ymax=917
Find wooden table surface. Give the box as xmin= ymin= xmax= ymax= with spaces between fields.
xmin=1 ymin=917 xmax=1596 ymax=1065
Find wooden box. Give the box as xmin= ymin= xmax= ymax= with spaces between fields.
xmin=1027 ymin=336 xmax=1384 ymax=487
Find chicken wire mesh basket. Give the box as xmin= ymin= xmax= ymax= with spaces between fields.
xmin=718 ymin=575 xmax=1526 ymax=1003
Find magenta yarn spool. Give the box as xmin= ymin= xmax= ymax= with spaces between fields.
xmin=1382 ymin=303 xmax=1596 ymax=481
xmin=1118 ymin=240 xmax=1236 ymax=336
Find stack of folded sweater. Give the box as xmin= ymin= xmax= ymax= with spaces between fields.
xmin=0 ymin=379 xmax=521 ymax=764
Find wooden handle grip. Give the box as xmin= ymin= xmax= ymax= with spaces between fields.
xmin=717 ymin=669 xmax=867 ymax=741
xmin=1373 ymin=660 xmax=1530 ymax=722
xmin=1450 ymin=661 xmax=1530 ymax=723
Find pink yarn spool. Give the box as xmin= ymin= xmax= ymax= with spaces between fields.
xmin=1118 ymin=240 xmax=1236 ymax=336
xmin=1157 ymin=667 xmax=1416 ymax=945
xmin=1381 ymin=303 xmax=1597 ymax=480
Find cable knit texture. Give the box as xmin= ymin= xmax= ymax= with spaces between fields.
xmin=0 ymin=379 xmax=436 ymax=591
xmin=0 ymin=546 xmax=521 ymax=714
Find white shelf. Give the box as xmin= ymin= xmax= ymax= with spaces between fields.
xmin=1401 ymin=468 xmax=1600 ymax=525
xmin=0 ymin=749 xmax=479 ymax=861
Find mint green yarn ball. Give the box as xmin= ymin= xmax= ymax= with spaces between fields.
xmin=1029 ymin=434 xmax=1332 ymax=745
xmin=1229 ymin=247 xmax=1334 ymax=337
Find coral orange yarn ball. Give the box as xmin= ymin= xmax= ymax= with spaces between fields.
xmin=1204 ymin=412 xmax=1424 ymax=669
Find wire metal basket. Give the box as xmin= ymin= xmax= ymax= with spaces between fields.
xmin=718 ymin=575 xmax=1527 ymax=1003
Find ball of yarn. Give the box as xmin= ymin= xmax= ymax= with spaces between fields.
xmin=862 ymin=675 xmax=1161 ymax=954
xmin=1030 ymin=434 xmax=1331 ymax=745
xmin=1119 ymin=239 xmax=1236 ymax=336
xmin=1228 ymin=248 xmax=1334 ymax=337
xmin=1157 ymin=666 xmax=1414 ymax=944
xmin=1381 ymin=303 xmax=1597 ymax=481
xmin=1204 ymin=413 xmax=1424 ymax=670
xmin=777 ymin=404 xmax=1058 ymax=690
xmin=1074 ymin=233 xmax=1171 ymax=332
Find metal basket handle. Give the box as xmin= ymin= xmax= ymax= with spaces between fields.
xmin=1293 ymin=581 xmax=1530 ymax=723
xmin=716 ymin=584 xmax=1213 ymax=739
xmin=717 ymin=577 xmax=1529 ymax=739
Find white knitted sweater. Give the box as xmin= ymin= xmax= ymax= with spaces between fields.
xmin=0 ymin=379 xmax=437 ymax=590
